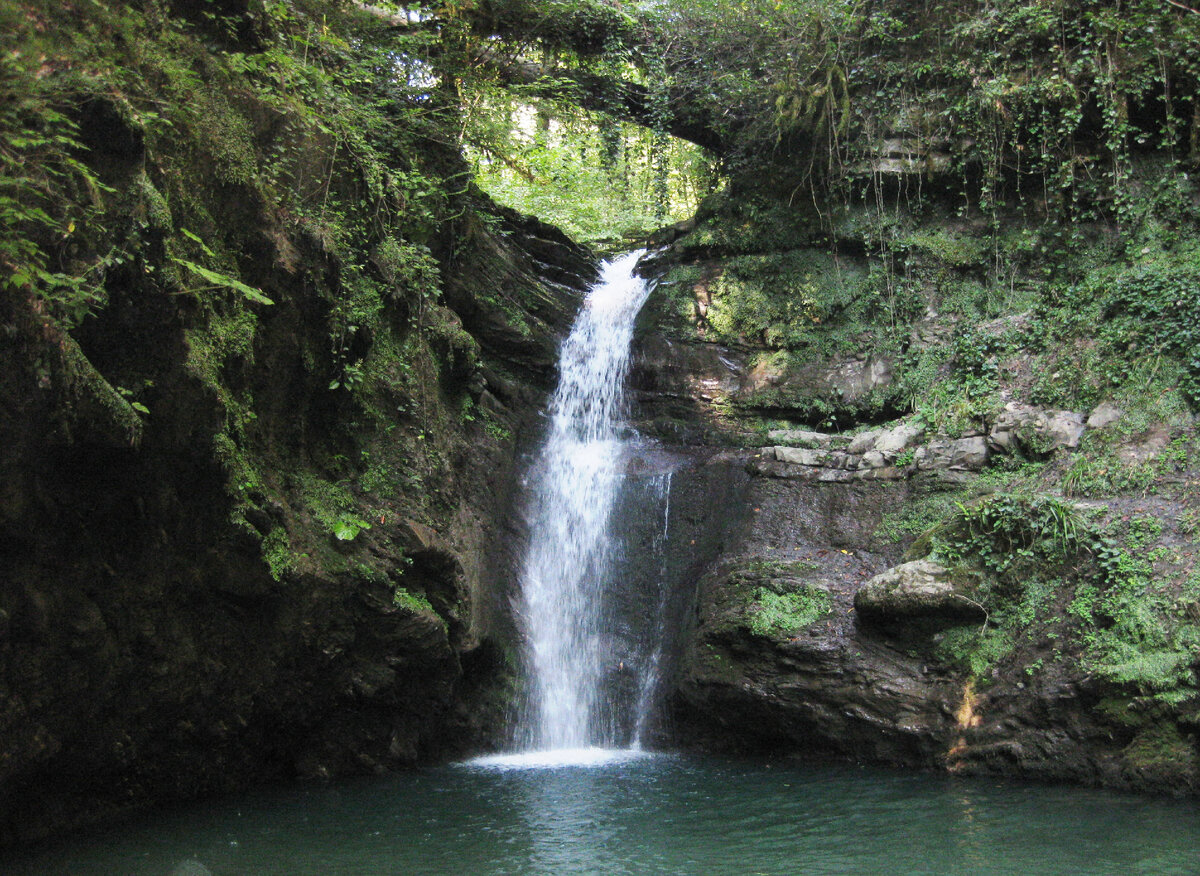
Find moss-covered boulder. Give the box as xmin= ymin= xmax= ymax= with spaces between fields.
xmin=703 ymin=561 xmax=835 ymax=641
xmin=854 ymin=559 xmax=985 ymax=623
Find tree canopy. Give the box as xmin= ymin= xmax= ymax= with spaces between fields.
xmin=405 ymin=0 xmax=1200 ymax=206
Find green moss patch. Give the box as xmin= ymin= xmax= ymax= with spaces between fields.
xmin=1122 ymin=721 xmax=1198 ymax=786
xmin=746 ymin=585 xmax=833 ymax=638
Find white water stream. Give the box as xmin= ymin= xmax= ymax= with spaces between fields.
xmin=511 ymin=251 xmax=662 ymax=757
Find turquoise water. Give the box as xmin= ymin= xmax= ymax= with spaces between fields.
xmin=4 ymin=753 xmax=1198 ymax=875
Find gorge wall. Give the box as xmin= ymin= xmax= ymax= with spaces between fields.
xmin=630 ymin=162 xmax=1200 ymax=795
xmin=4 ymin=0 xmax=1200 ymax=851
xmin=0 ymin=0 xmax=597 ymax=845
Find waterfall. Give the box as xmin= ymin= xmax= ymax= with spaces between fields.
xmin=513 ymin=251 xmax=662 ymax=753
xmin=631 ymin=470 xmax=672 ymax=749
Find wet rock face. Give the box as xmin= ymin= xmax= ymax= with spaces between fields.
xmin=661 ymin=446 xmax=1198 ymax=796
xmin=667 ymin=476 xmax=962 ymax=765
xmin=0 ymin=199 xmax=588 ymax=845
xmin=629 ymin=333 xmax=899 ymax=434
xmin=0 ymin=432 xmax=476 ymax=845
xmin=628 ymin=168 xmax=1200 ymax=798
xmin=741 ymin=352 xmax=895 ymax=405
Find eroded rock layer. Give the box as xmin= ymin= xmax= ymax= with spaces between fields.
xmin=634 ymin=183 xmax=1200 ymax=795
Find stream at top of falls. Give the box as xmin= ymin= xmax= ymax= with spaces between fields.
xmin=7 ymin=253 xmax=1199 ymax=874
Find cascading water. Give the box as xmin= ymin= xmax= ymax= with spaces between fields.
xmin=631 ymin=470 xmax=672 ymax=748
xmin=513 ymin=250 xmax=660 ymax=753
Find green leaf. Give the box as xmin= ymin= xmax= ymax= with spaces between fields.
xmin=332 ymin=516 xmax=371 ymax=541
xmin=172 ymin=257 xmax=274 ymax=305
xmin=179 ymin=227 xmax=217 ymax=258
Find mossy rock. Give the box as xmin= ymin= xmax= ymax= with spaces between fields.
xmin=854 ymin=558 xmax=985 ymax=623
xmin=703 ymin=559 xmax=833 ymax=641
xmin=1121 ymin=721 xmax=1199 ymax=790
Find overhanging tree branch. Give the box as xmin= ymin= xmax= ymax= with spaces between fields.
xmin=486 ymin=59 xmax=725 ymax=152
xmin=358 ymin=1 xmax=726 ymax=153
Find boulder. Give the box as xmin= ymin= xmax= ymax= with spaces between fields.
xmin=989 ymin=403 xmax=1085 ymax=455
xmin=775 ymin=446 xmax=829 ymax=467
xmin=1087 ymin=402 xmax=1122 ymax=430
xmin=861 ymin=450 xmax=887 ymax=469
xmin=1046 ymin=411 xmax=1086 ymax=449
xmin=848 ymin=429 xmax=882 ymax=455
xmin=767 ymin=428 xmax=834 ymax=448
xmin=874 ymin=422 xmax=925 ymax=458
xmin=854 ymin=559 xmax=984 ymax=621
xmin=917 ymin=436 xmax=989 ymax=471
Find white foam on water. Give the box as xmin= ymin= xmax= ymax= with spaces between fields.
xmin=460 ymin=747 xmax=657 ymax=771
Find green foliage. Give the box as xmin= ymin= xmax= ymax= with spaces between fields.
xmin=331 ymin=516 xmax=372 ymax=541
xmin=699 ymin=250 xmax=867 ymax=350
xmin=900 ymin=230 xmax=987 ymax=270
xmin=1072 ymin=519 xmax=1199 ymax=701
xmin=888 ymin=203 xmax=1200 ymax=445
xmin=935 ymin=625 xmax=1015 ymax=678
xmin=173 ymin=230 xmax=273 ymax=305
xmin=1180 ymin=509 xmax=1200 ymax=542
xmin=482 ymin=409 xmax=513 ymax=442
xmin=185 ymin=309 xmax=258 ymax=389
xmin=932 ymin=494 xmax=1086 ymax=581
xmin=465 ymin=91 xmax=709 ymax=243
xmin=915 ymin=495 xmax=1079 ymax=678
xmin=876 ymin=487 xmax=969 ymax=545
xmin=1062 ymin=427 xmax=1195 ymax=500
xmin=905 ymin=325 xmax=1013 ymax=437
xmin=372 ymin=236 xmax=441 ymax=302
xmin=620 ymin=0 xmax=1200 ymax=228
xmin=299 ymin=473 xmax=371 ymax=543
xmin=1024 ymin=184 xmax=1200 ymax=412
xmin=262 ymin=528 xmax=296 ymax=581
xmin=1122 ymin=721 xmax=1196 ymax=776
xmin=1102 ymin=254 xmax=1200 ymax=408
xmin=0 ymin=53 xmax=113 ymax=327
xmin=393 ymin=586 xmax=434 ymax=614
xmin=877 ymin=462 xmax=1052 ymax=550
xmin=920 ymin=492 xmax=1199 ymax=703
xmin=746 ymin=585 xmax=832 ymax=638
xmin=677 ymin=189 xmax=818 ymax=254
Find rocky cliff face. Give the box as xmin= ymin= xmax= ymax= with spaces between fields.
xmin=0 ymin=0 xmax=597 ymax=845
xmin=656 ymin=445 xmax=1199 ymax=795
xmin=3 ymin=0 xmax=1199 ymax=848
xmin=0 ymin=200 xmax=593 ymax=845
xmin=631 ymin=170 xmax=1200 ymax=795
